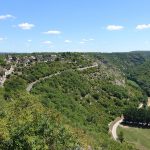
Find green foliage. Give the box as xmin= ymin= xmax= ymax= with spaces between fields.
xmin=18 ymin=62 xmax=72 ymax=83
xmin=123 ymin=107 xmax=150 ymax=126
xmin=97 ymin=52 xmax=150 ymax=96
xmin=102 ymin=83 xmax=128 ymax=99
xmin=118 ymin=131 xmax=124 ymax=143
xmin=1 ymin=52 xmax=149 ymax=149
xmin=18 ymin=55 xmax=92 ymax=83
xmin=0 ymin=56 xmax=6 ymax=66
xmin=0 ymin=93 xmax=79 ymax=150
xmin=127 ymin=80 xmax=140 ymax=89
xmin=31 ymin=68 xmax=143 ymax=148
xmin=130 ymin=60 xmax=150 ymax=96
xmin=4 ymin=76 xmax=27 ymax=100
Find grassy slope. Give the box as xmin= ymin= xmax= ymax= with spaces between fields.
xmin=118 ymin=126 xmax=150 ymax=150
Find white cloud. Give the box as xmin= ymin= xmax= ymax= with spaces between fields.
xmin=82 ymin=39 xmax=89 ymax=42
xmin=80 ymin=41 xmax=85 ymax=44
xmin=80 ymin=38 xmax=94 ymax=44
xmin=82 ymin=38 xmax=95 ymax=42
xmin=18 ymin=23 xmax=35 ymax=30
xmin=0 ymin=14 xmax=14 ymax=20
xmin=0 ymin=37 xmax=7 ymax=41
xmin=43 ymin=30 xmax=61 ymax=35
xmin=89 ymin=38 xmax=95 ymax=41
xmin=136 ymin=24 xmax=150 ymax=30
xmin=42 ymin=41 xmax=53 ymax=44
xmin=144 ymin=40 xmax=149 ymax=45
xmin=106 ymin=25 xmax=124 ymax=31
xmin=27 ymin=40 xmax=32 ymax=42
xmin=64 ymin=40 xmax=72 ymax=43
xmin=0 ymin=38 xmax=4 ymax=41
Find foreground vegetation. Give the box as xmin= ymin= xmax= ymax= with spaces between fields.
xmin=1 ymin=52 xmax=150 ymax=149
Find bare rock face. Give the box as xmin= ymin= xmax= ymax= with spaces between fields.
xmin=0 ymin=66 xmax=14 ymax=87
xmin=88 ymin=146 xmax=93 ymax=150
xmin=114 ymin=78 xmax=125 ymax=86
xmin=0 ymin=67 xmax=5 ymax=77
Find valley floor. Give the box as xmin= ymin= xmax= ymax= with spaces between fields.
xmin=117 ymin=126 xmax=150 ymax=150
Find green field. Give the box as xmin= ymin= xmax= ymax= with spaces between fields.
xmin=117 ymin=125 xmax=150 ymax=150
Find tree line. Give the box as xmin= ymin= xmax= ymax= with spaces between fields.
xmin=123 ymin=107 xmax=150 ymax=127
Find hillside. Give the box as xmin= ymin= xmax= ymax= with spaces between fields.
xmin=99 ymin=52 xmax=150 ymax=97
xmin=0 ymin=52 xmax=150 ymax=149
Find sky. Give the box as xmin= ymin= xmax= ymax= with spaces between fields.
xmin=0 ymin=0 xmax=150 ymax=53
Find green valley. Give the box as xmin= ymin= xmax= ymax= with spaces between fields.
xmin=0 ymin=52 xmax=150 ymax=149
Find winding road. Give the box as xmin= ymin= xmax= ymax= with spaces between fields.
xmin=77 ymin=63 xmax=98 ymax=71
xmin=110 ymin=102 xmax=148 ymax=141
xmin=26 ymin=63 xmax=98 ymax=92
xmin=111 ymin=117 xmax=124 ymax=140
xmin=26 ymin=72 xmax=60 ymax=92
xmin=24 ymin=62 xmax=150 ymax=142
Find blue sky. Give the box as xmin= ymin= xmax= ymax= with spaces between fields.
xmin=0 ymin=0 xmax=150 ymax=52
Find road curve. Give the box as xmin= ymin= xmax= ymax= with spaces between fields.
xmin=138 ymin=103 xmax=143 ymax=109
xmin=111 ymin=117 xmax=123 ymax=140
xmin=110 ymin=103 xmax=145 ymax=141
xmin=26 ymin=80 xmax=39 ymax=92
xmin=26 ymin=72 xmax=60 ymax=92
xmin=26 ymin=63 xmax=98 ymax=92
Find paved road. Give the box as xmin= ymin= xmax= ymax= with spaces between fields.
xmin=26 ymin=63 xmax=98 ymax=92
xmin=26 ymin=80 xmax=39 ymax=92
xmin=77 ymin=63 xmax=98 ymax=71
xmin=111 ymin=118 xmax=123 ymax=140
xmin=147 ymin=97 xmax=150 ymax=107
xmin=26 ymin=72 xmax=60 ymax=92
xmin=110 ymin=103 xmax=146 ymax=141
xmin=138 ymin=103 xmax=143 ymax=109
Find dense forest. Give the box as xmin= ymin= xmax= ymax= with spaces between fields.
xmin=0 ymin=52 xmax=150 ymax=149
xmin=123 ymin=107 xmax=150 ymax=127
